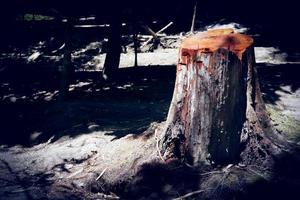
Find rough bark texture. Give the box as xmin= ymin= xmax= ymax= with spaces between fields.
xmin=159 ymin=29 xmax=281 ymax=167
xmin=239 ymin=47 xmax=284 ymax=167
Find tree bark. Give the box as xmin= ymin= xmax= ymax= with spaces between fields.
xmin=133 ymin=32 xmax=138 ymax=67
xmin=59 ymin=21 xmax=73 ymax=100
xmin=102 ymin=18 xmax=122 ymax=80
xmin=159 ymin=29 xmax=281 ymax=167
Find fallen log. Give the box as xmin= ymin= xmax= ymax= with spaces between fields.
xmin=141 ymin=22 xmax=174 ymax=48
xmin=156 ymin=22 xmax=174 ymax=34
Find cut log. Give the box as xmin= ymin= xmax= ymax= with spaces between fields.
xmin=159 ymin=28 xmax=282 ymax=166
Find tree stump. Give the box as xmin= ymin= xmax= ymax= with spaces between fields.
xmin=159 ymin=29 xmax=281 ymax=167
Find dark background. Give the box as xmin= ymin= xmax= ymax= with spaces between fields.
xmin=0 ymin=0 xmax=299 ymax=50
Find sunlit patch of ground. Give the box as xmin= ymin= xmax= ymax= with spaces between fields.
xmin=265 ymin=85 xmax=300 ymax=142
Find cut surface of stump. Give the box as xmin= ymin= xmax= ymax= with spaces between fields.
xmin=159 ymin=28 xmax=280 ymax=166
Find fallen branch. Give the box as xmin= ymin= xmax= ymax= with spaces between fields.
xmin=156 ymin=22 xmax=174 ymax=34
xmin=51 ymin=43 xmax=65 ymax=54
xmin=141 ymin=22 xmax=174 ymax=48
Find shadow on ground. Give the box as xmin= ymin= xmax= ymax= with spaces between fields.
xmin=97 ymin=148 xmax=300 ymax=200
xmin=1 ymin=62 xmax=300 ymax=200
xmin=1 ymin=62 xmax=300 ymax=147
xmin=0 ymin=65 xmax=175 ymax=146
xmin=258 ymin=63 xmax=300 ymax=105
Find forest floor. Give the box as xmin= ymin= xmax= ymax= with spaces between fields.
xmin=0 ymin=23 xmax=300 ymax=199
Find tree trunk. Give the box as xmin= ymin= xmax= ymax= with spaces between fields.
xmin=59 ymin=21 xmax=73 ymax=100
xmin=133 ymin=32 xmax=138 ymax=67
xmin=159 ymin=29 xmax=281 ymax=167
xmin=102 ymin=18 xmax=122 ymax=80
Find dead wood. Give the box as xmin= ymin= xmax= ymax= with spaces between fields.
xmin=159 ymin=28 xmax=287 ymax=167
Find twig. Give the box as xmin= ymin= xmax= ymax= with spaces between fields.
xmin=96 ymin=167 xmax=107 ymax=181
xmin=173 ymin=189 xmax=204 ymax=200
xmin=51 ymin=43 xmax=65 ymax=53
xmin=47 ymin=135 xmax=55 ymax=144
xmin=222 ymin=164 xmax=234 ymax=172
